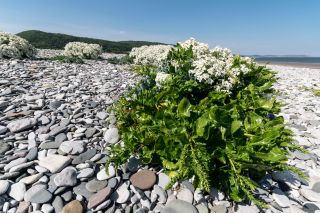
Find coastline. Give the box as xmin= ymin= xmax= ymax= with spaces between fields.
xmin=257 ymin=61 xmax=320 ymax=69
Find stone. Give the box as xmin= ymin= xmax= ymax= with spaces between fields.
xmin=85 ymin=128 xmax=96 ymax=138
xmin=73 ymin=182 xmax=94 ymax=200
xmin=72 ymin=148 xmax=96 ymax=164
xmin=26 ymin=147 xmax=38 ymax=161
xmin=24 ymin=184 xmax=47 ymax=202
xmin=130 ymin=169 xmax=156 ymax=190
xmin=28 ymin=132 xmax=36 ymax=149
xmin=4 ymin=157 xmax=27 ymax=172
xmin=153 ymin=185 xmax=167 ymax=204
xmin=236 ymin=204 xmax=260 ymax=213
xmin=0 ymin=125 xmax=8 ymax=134
xmin=312 ymin=181 xmax=320 ymax=192
xmin=86 ymin=179 xmax=108 ymax=193
xmin=61 ymin=191 xmax=73 ymax=202
xmin=196 ymin=204 xmax=209 ymax=213
xmin=300 ymin=188 xmax=320 ymax=202
xmin=211 ymin=205 xmax=227 ymax=213
xmin=7 ymin=118 xmax=37 ymax=133
xmin=110 ymin=183 xmax=131 ymax=204
xmin=54 ymin=167 xmax=78 ymax=186
xmin=59 ymin=141 xmax=84 ymax=154
xmin=97 ymin=165 xmax=115 ymax=180
xmin=52 ymin=196 xmax=64 ymax=213
xmin=0 ymin=180 xmax=10 ymax=195
xmin=50 ymin=100 xmax=62 ymax=109
xmin=161 ymin=200 xmax=198 ymax=213
xmin=0 ymin=142 xmax=10 ymax=154
xmin=55 ymin=133 xmax=67 ymax=143
xmin=272 ymin=188 xmax=291 ymax=207
xmin=16 ymin=201 xmax=30 ymax=213
xmin=38 ymin=154 xmax=71 ymax=173
xmin=19 ymin=173 xmax=43 ymax=185
xmin=8 ymin=182 xmax=26 ymax=201
xmin=127 ymin=157 xmax=141 ymax=172
xmin=61 ymin=200 xmax=83 ymax=213
xmin=49 ymin=126 xmax=67 ymax=136
xmin=210 ymin=187 xmax=225 ymax=201
xmin=77 ymin=168 xmax=94 ymax=179
xmin=177 ymin=188 xmax=193 ymax=203
xmin=29 ymin=189 xmax=52 ymax=203
xmin=87 ymin=187 xmax=112 ymax=209
xmin=158 ymin=173 xmax=171 ymax=189
xmin=104 ymin=127 xmax=119 ymax=144
xmin=107 ymin=177 xmax=119 ymax=189
xmin=96 ymin=111 xmax=107 ymax=120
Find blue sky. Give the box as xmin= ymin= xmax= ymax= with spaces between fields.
xmin=1 ymin=0 xmax=320 ymax=56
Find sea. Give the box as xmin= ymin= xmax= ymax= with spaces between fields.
xmin=253 ymin=56 xmax=320 ymax=65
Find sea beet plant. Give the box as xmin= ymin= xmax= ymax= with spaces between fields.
xmin=106 ymin=39 xmax=304 ymax=206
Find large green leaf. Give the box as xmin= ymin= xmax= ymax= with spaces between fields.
xmin=177 ymin=97 xmax=191 ymax=117
xmin=231 ymin=120 xmax=242 ymax=134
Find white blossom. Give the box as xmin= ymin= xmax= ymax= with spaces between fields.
xmin=0 ymin=32 xmax=37 ymax=59
xmin=129 ymin=45 xmax=172 ymax=66
xmin=155 ymin=72 xmax=171 ymax=86
xmin=64 ymin=42 xmax=102 ymax=59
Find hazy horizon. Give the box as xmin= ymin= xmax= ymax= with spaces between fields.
xmin=1 ymin=0 xmax=320 ymax=56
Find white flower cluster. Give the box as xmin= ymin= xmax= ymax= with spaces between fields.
xmin=155 ymin=72 xmax=171 ymax=86
xmin=177 ymin=38 xmax=254 ymax=93
xmin=64 ymin=42 xmax=102 ymax=59
xmin=129 ymin=45 xmax=172 ymax=66
xmin=0 ymin=32 xmax=37 ymax=59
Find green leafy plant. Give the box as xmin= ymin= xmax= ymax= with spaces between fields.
xmin=313 ymin=89 xmax=320 ymax=96
xmin=106 ymin=41 xmax=304 ymax=207
xmin=49 ymin=55 xmax=84 ymax=64
xmin=107 ymin=54 xmax=133 ymax=65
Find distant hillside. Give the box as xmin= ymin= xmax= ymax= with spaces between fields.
xmin=17 ymin=30 xmax=164 ymax=53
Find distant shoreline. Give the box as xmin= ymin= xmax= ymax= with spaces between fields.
xmin=257 ymin=61 xmax=320 ymax=69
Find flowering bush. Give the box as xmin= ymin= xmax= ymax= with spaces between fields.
xmin=107 ymin=39 xmax=304 ymax=207
xmin=0 ymin=32 xmax=37 ymax=59
xmin=129 ymin=44 xmax=172 ymax=66
xmin=64 ymin=42 xmax=102 ymax=59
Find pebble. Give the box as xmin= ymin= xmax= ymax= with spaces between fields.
xmin=8 ymin=182 xmax=26 ymax=201
xmin=130 ymin=169 xmax=157 ymax=190
xmin=29 ymin=189 xmax=52 ymax=203
xmin=87 ymin=186 xmax=112 ymax=209
xmin=38 ymin=154 xmax=71 ymax=173
xmin=300 ymin=188 xmax=320 ymax=202
xmin=97 ymin=165 xmax=115 ymax=180
xmin=54 ymin=166 xmax=78 ymax=186
xmin=272 ymin=188 xmax=291 ymax=207
xmin=7 ymin=118 xmax=37 ymax=133
xmin=0 ymin=180 xmax=10 ymax=195
xmin=161 ymin=200 xmax=198 ymax=213
xmin=59 ymin=141 xmax=84 ymax=154
xmin=111 ymin=183 xmax=131 ymax=203
xmin=77 ymin=168 xmax=94 ymax=179
xmin=177 ymin=188 xmax=194 ymax=203
xmin=61 ymin=200 xmax=83 ymax=213
xmin=104 ymin=127 xmax=119 ymax=144
xmin=86 ymin=179 xmax=108 ymax=192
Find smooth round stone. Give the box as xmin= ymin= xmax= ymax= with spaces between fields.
xmin=55 ymin=133 xmax=67 ymax=143
xmin=0 ymin=142 xmax=10 ymax=154
xmin=300 ymin=188 xmax=320 ymax=202
xmin=73 ymin=182 xmax=94 ymax=200
xmin=127 ymin=157 xmax=141 ymax=172
xmin=72 ymin=148 xmax=97 ymax=165
xmin=8 ymin=182 xmax=26 ymax=201
xmin=130 ymin=170 xmax=156 ymax=190
xmin=196 ymin=204 xmax=209 ymax=213
xmin=97 ymin=166 xmax=115 ymax=181
xmin=87 ymin=187 xmax=112 ymax=209
xmin=312 ymin=182 xmax=320 ymax=192
xmin=86 ymin=179 xmax=108 ymax=193
xmin=38 ymin=154 xmax=71 ymax=173
xmin=272 ymin=188 xmax=291 ymax=207
xmin=29 ymin=189 xmax=52 ymax=203
xmin=61 ymin=190 xmax=73 ymax=202
xmin=211 ymin=205 xmax=227 ymax=213
xmin=41 ymin=204 xmax=54 ymax=213
xmin=104 ymin=128 xmax=119 ymax=144
xmin=153 ymin=185 xmax=167 ymax=204
xmin=157 ymin=173 xmax=171 ymax=189
xmin=54 ymin=167 xmax=77 ymax=187
xmin=111 ymin=183 xmax=131 ymax=204
xmin=24 ymin=184 xmax=47 ymax=201
xmin=19 ymin=173 xmax=43 ymax=185
xmin=59 ymin=141 xmax=84 ymax=155
xmin=26 ymin=147 xmax=38 ymax=161
xmin=107 ymin=177 xmax=119 ymax=189
xmin=0 ymin=180 xmax=10 ymax=194
xmin=77 ymin=168 xmax=94 ymax=179
xmin=236 ymin=204 xmax=260 ymax=213
xmin=61 ymin=200 xmax=83 ymax=213
xmin=177 ymin=188 xmax=193 ymax=203
xmin=161 ymin=200 xmax=198 ymax=213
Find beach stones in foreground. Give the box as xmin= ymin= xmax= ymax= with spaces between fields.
xmin=161 ymin=200 xmax=198 ymax=213
xmin=130 ymin=169 xmax=157 ymax=190
xmin=62 ymin=200 xmax=83 ymax=213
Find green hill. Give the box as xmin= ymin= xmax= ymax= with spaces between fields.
xmin=17 ymin=30 xmax=164 ymax=54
